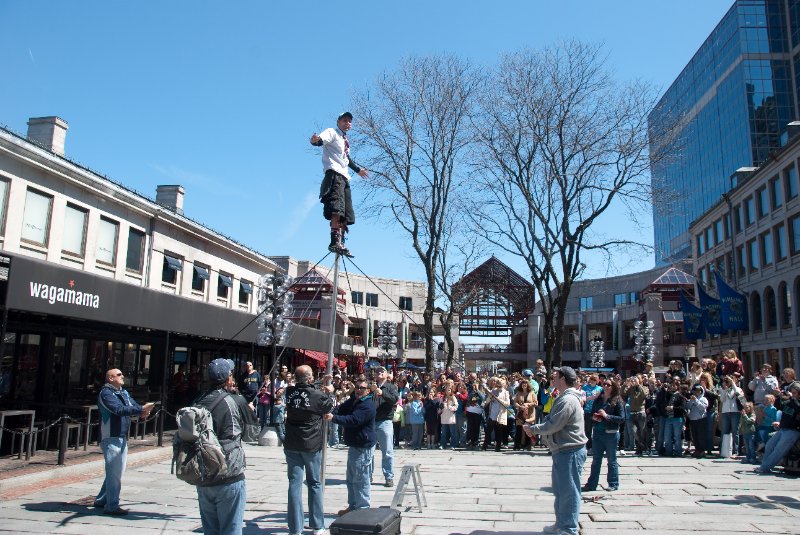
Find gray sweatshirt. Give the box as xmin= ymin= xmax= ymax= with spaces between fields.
xmin=530 ymin=388 xmax=587 ymax=454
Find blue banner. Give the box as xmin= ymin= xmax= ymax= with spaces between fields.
xmin=714 ymin=271 xmax=749 ymax=331
xmin=679 ymin=293 xmax=705 ymax=340
xmin=697 ymin=283 xmax=723 ymax=335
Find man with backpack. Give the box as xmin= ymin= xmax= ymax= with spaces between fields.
xmin=284 ymin=365 xmax=334 ymax=535
xmin=192 ymin=358 xmax=258 ymax=535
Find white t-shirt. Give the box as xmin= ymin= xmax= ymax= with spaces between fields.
xmin=318 ymin=127 xmax=351 ymax=179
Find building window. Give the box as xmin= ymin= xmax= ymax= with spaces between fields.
xmin=776 ymin=224 xmax=788 ymax=261
xmin=629 ymin=291 xmax=637 ymax=303
xmin=791 ymin=215 xmax=800 ymax=254
xmin=162 ymin=254 xmax=182 ymax=284
xmin=786 ymin=165 xmax=799 ymax=200
xmin=96 ymin=217 xmax=119 ymax=265
xmin=21 ymin=188 xmax=52 ymax=246
xmin=62 ymin=204 xmax=88 ymax=257
xmin=697 ymin=233 xmax=706 ymax=255
xmin=748 ymin=239 xmax=759 ymax=272
xmin=217 ymin=273 xmax=232 ymax=299
xmin=771 ymin=175 xmax=783 ymax=208
xmin=766 ymin=287 xmax=777 ymax=331
xmin=706 ymin=226 xmax=714 ymax=248
xmin=399 ymin=296 xmax=413 ymax=311
xmin=723 ymin=213 xmax=731 ymax=240
xmin=737 ymin=245 xmax=747 ymax=278
xmin=780 ymin=282 xmax=792 ymax=328
xmin=351 ymin=291 xmax=364 ymax=305
xmin=0 ymin=177 xmax=9 ymax=235
xmin=734 ymin=205 xmax=743 ymax=233
xmin=366 ymin=293 xmax=378 ymax=307
xmin=126 ymin=228 xmax=145 ymax=273
xmin=751 ymin=292 xmax=763 ymax=333
xmin=761 ymin=231 xmax=773 ymax=266
xmin=714 ymin=219 xmax=724 ymax=244
xmin=579 ymin=296 xmax=593 ymax=311
xmin=192 ymin=264 xmax=209 ymax=292
xmin=239 ymin=281 xmax=252 ymax=305
xmin=745 ymin=197 xmax=756 ymax=226
xmin=757 ymin=187 xmax=769 ymax=218
xmin=614 ymin=293 xmax=627 ymax=307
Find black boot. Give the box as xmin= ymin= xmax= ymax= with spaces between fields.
xmin=339 ymin=228 xmax=353 ymax=257
xmin=328 ymin=230 xmax=340 ymax=253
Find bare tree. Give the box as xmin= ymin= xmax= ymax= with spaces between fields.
xmin=472 ymin=41 xmax=664 ymax=370
xmin=352 ymin=55 xmax=480 ymax=371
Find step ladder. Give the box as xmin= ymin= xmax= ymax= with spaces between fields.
xmin=390 ymin=463 xmax=427 ymax=512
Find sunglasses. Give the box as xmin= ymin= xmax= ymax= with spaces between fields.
xmin=355 ymin=385 xmax=369 ymax=390
xmin=110 ymin=372 xmax=123 ymax=378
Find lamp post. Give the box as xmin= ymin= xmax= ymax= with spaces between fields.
xmin=633 ymin=320 xmax=655 ymax=364
xmin=256 ymin=273 xmax=294 ymax=446
xmin=589 ymin=337 xmax=605 ymax=368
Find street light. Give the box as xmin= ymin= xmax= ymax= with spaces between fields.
xmin=633 ymin=320 xmax=655 ymax=363
xmin=256 ymin=273 xmax=294 ymax=446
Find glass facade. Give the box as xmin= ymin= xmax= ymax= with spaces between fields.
xmin=650 ymin=0 xmax=797 ymax=264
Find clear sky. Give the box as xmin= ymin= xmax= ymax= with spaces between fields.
xmin=0 ymin=0 xmax=733 ymax=285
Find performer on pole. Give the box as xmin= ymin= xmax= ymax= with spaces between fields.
xmin=310 ymin=111 xmax=369 ymax=257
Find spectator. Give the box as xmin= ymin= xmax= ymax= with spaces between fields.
xmin=718 ymin=375 xmax=745 ymax=458
xmin=749 ymin=364 xmax=779 ymax=407
xmin=699 ymin=373 xmax=718 ymax=455
xmin=687 ymin=384 xmax=709 ymax=458
xmin=756 ymin=394 xmax=779 ymax=451
xmin=423 ymin=389 xmax=441 ymax=448
xmin=622 ymin=375 xmax=649 ymax=456
xmin=755 ymin=381 xmax=800 ymax=474
xmin=739 ymin=401 xmax=757 ymax=464
xmin=513 ymin=379 xmax=538 ymax=451
xmin=582 ymin=378 xmax=625 ymax=492
xmin=439 ymin=385 xmax=459 ymax=449
xmin=482 ymin=377 xmax=511 ymax=452
xmin=464 ymin=381 xmax=485 ymax=450
xmin=662 ymin=379 xmax=687 ymax=457
xmin=687 ymin=362 xmax=703 ymax=386
xmin=581 ymin=375 xmax=603 ymax=450
xmin=407 ymin=391 xmax=425 ymax=450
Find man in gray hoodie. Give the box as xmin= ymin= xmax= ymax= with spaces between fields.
xmin=525 ymin=366 xmax=587 ymax=535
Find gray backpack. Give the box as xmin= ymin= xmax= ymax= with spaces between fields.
xmin=171 ymin=393 xmax=230 ymax=485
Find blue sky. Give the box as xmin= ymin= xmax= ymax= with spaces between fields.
xmin=0 ymin=1 xmax=733 ymax=284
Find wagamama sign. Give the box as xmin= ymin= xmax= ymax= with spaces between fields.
xmin=29 ymin=279 xmax=100 ymax=309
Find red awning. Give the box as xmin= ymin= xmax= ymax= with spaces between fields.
xmin=298 ymin=349 xmax=328 ymax=364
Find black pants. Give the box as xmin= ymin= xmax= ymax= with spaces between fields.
xmin=483 ymin=420 xmax=507 ymax=451
xmin=466 ymin=412 xmax=482 ymax=446
xmin=514 ymin=424 xmax=531 ymax=450
xmin=689 ymin=418 xmax=707 ymax=454
xmin=320 ymin=170 xmax=354 ymax=225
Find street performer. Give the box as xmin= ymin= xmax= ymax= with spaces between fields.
xmin=310 ymin=111 xmax=369 ymax=257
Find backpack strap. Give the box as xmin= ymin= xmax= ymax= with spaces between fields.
xmin=206 ymin=391 xmax=231 ymax=413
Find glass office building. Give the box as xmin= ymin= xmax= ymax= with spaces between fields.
xmin=649 ymin=0 xmax=799 ymax=264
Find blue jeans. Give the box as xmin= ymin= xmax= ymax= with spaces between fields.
xmin=374 ymin=419 xmax=394 ymax=481
xmin=720 ymin=412 xmax=740 ymax=455
xmin=551 ymin=445 xmax=586 ymax=535
xmin=257 ymin=403 xmax=270 ymax=428
xmin=655 ymin=416 xmax=666 ymax=452
xmin=744 ymin=432 xmax=757 ymax=463
xmin=760 ymin=428 xmax=800 ymax=472
xmin=410 ymin=423 xmax=424 ymax=449
xmin=706 ymin=411 xmax=717 ymax=452
xmin=662 ymin=418 xmax=683 ymax=456
xmin=586 ymin=430 xmax=618 ymax=489
xmin=440 ymin=423 xmax=458 ymax=448
xmin=347 ymin=446 xmax=374 ymax=510
xmin=96 ymin=437 xmax=128 ymax=512
xmin=285 ymin=450 xmax=324 ymax=534
xmin=328 ymin=421 xmax=339 ymax=447
xmin=623 ymin=416 xmax=635 ymax=450
xmin=273 ymin=405 xmax=286 ymax=444
xmin=197 ymin=479 xmax=246 ymax=535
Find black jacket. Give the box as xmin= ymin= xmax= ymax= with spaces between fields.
xmin=194 ymin=388 xmax=258 ymax=487
xmin=374 ymin=381 xmax=399 ymax=422
xmin=333 ymin=393 xmax=376 ymax=448
xmin=284 ymin=382 xmax=334 ymax=452
xmin=592 ymin=396 xmax=625 ymax=433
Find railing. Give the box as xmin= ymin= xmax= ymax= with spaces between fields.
xmin=462 ymin=344 xmax=515 ymax=353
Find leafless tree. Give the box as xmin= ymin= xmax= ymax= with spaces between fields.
xmin=352 ymin=55 xmax=481 ymax=371
xmin=472 ymin=41 xmax=667 ymax=370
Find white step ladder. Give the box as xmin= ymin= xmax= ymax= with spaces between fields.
xmin=390 ymin=463 xmax=427 ymax=512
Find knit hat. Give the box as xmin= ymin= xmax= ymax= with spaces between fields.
xmin=208 ymin=358 xmax=234 ymax=383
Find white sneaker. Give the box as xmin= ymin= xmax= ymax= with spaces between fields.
xmin=542 ymin=525 xmax=561 ymax=534
xmin=312 ymin=530 xmax=328 ymax=535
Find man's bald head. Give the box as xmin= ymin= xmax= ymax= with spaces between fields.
xmin=295 ymin=365 xmax=314 ymax=384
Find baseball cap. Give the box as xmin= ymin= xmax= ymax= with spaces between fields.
xmin=338 ymin=111 xmax=353 ymax=121
xmin=521 ymin=369 xmax=533 ymax=377
xmin=553 ymin=366 xmax=577 ymax=382
xmin=208 ymin=358 xmax=235 ymax=383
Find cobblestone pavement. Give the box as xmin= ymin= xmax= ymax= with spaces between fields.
xmin=1 ymin=444 xmax=799 ymax=534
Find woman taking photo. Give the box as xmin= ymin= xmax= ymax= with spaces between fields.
xmin=583 ymin=379 xmax=625 ymax=492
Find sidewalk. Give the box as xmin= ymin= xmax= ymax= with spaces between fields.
xmin=1 ymin=444 xmax=800 ymax=534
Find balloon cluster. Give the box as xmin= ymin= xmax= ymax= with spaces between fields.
xmin=376 ymin=320 xmax=397 ymax=357
xmin=633 ymin=320 xmax=655 ymax=363
xmin=256 ymin=274 xmax=295 ymax=346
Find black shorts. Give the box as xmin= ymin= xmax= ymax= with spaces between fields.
xmin=320 ymin=169 xmax=355 ymax=225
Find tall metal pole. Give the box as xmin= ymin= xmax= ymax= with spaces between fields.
xmin=320 ymin=253 xmax=340 ymax=486
xmin=158 ymin=331 xmax=170 ymax=447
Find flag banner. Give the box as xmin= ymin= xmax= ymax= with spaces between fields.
xmin=714 ymin=271 xmax=749 ymax=331
xmin=679 ymin=293 xmax=705 ymax=340
xmin=697 ymin=283 xmax=723 ymax=335
xmin=612 ymin=308 xmax=618 ymax=350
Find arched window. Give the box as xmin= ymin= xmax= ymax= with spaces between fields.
xmin=779 ymin=281 xmax=792 ymax=328
xmin=751 ymin=291 xmax=763 ymax=333
xmin=765 ymin=286 xmax=777 ymax=331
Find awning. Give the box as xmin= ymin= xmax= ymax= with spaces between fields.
xmin=663 ymin=311 xmax=683 ymax=323
xmin=298 ymin=349 xmax=328 ymax=364
xmin=337 ymin=311 xmax=352 ymax=325
xmin=164 ymin=255 xmax=183 ymax=271
xmin=240 ymin=281 xmax=252 ymax=294
xmin=288 ymin=310 xmax=321 ymax=321
xmin=219 ymin=274 xmax=232 ymax=287
xmin=193 ymin=264 xmax=209 ymax=280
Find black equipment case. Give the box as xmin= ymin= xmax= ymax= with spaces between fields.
xmin=329 ymin=507 xmax=401 ymax=535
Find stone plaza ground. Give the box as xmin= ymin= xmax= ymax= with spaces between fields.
xmin=0 ymin=443 xmax=799 ymax=535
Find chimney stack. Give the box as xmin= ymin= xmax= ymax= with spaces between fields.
xmin=156 ymin=185 xmax=185 ymax=215
xmin=27 ymin=116 xmax=69 ymax=156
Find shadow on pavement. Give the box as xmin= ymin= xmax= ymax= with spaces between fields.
xmin=22 ymin=501 xmax=187 ymax=527
xmin=699 ymin=495 xmax=800 ymax=510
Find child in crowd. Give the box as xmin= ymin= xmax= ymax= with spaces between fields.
xmin=407 ymin=392 xmax=425 ymax=450
xmin=740 ymin=401 xmax=757 ymax=464
xmin=423 ymin=389 xmax=441 ymax=448
xmin=757 ymin=394 xmax=780 ymax=449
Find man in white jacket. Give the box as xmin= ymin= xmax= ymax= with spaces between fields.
xmin=525 ymin=366 xmax=587 ymax=535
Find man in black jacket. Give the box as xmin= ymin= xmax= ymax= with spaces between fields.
xmin=371 ymin=366 xmax=399 ymax=487
xmin=284 ymin=365 xmax=334 ymax=535
xmin=194 ymin=358 xmax=258 ymax=535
